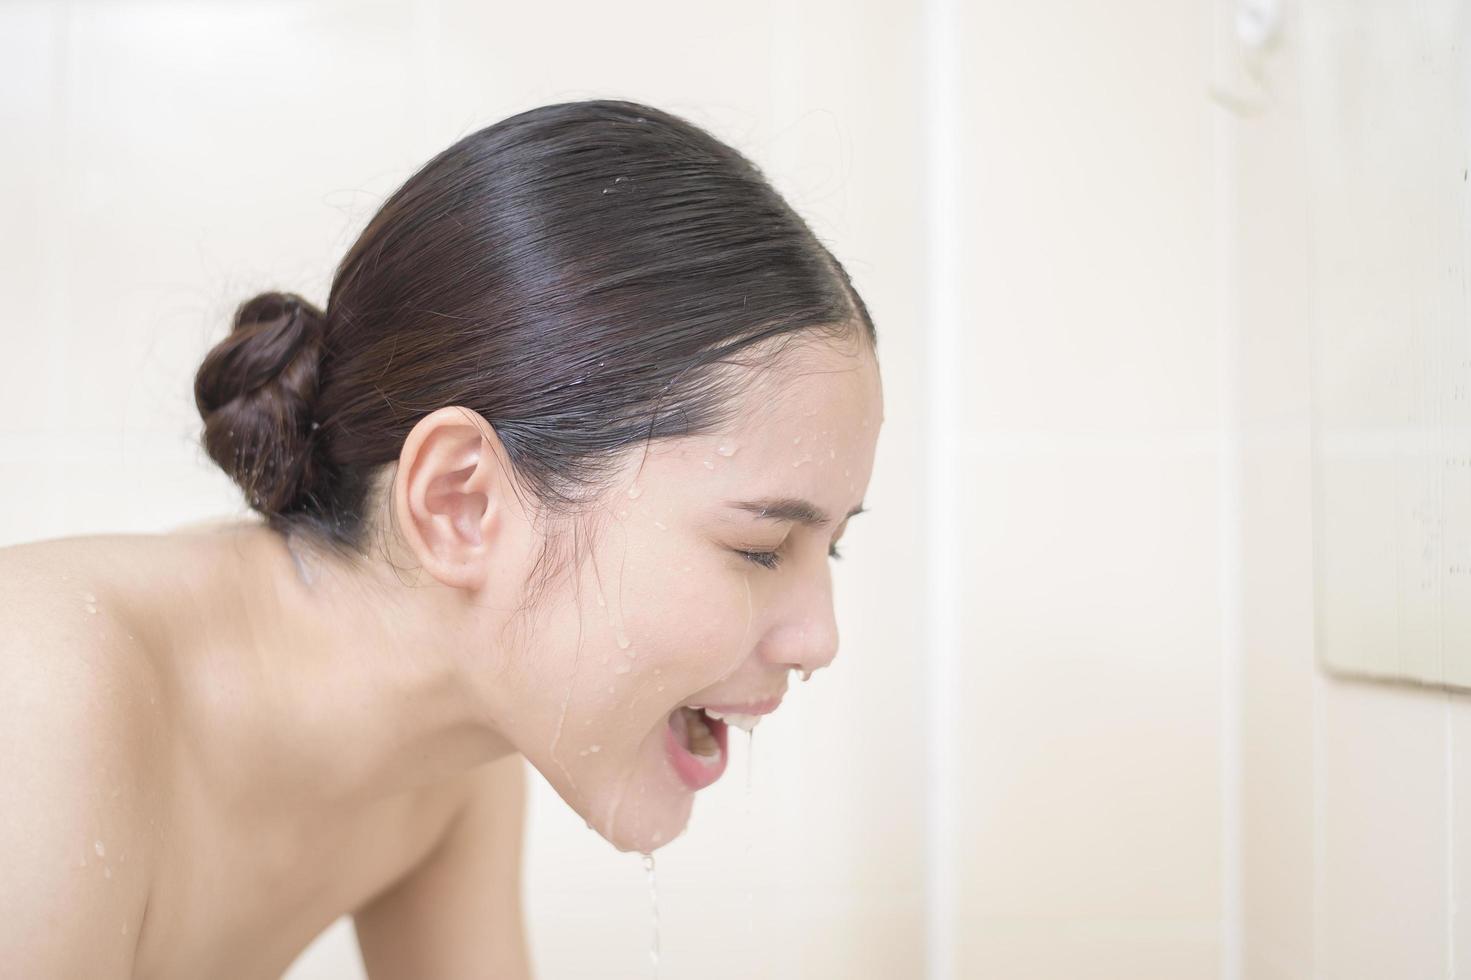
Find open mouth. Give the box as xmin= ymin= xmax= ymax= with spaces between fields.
xmin=665 ymin=706 xmax=729 ymax=790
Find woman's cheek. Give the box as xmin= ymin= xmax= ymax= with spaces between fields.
xmin=679 ymin=564 xmax=758 ymax=685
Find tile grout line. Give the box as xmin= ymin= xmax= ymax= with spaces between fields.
xmin=1213 ymin=0 xmax=1244 ymax=974
xmin=921 ymin=0 xmax=959 ymax=972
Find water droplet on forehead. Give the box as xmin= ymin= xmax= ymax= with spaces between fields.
xmin=653 ymin=520 xmax=667 ymax=531
xmin=94 ymin=840 xmax=105 ymax=857
xmin=716 ymin=443 xmax=737 ymax=457
xmin=702 ymin=460 xmax=715 ymax=470
xmin=613 ymin=663 xmax=631 ymax=675
xmin=792 ymin=435 xmax=802 ymax=445
xmin=627 ymin=485 xmax=643 ymax=499
xmin=589 ymin=744 xmax=601 ymax=753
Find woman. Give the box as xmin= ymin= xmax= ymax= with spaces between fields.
xmin=1 ymin=98 xmax=883 ymax=979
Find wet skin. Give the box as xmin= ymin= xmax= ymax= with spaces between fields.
xmin=0 ymin=330 xmax=882 ymax=975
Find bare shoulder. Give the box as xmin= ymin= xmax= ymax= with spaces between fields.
xmin=0 ymin=535 xmax=166 ymax=976
xmin=0 ymin=533 xmax=168 ymax=692
xmin=0 ymin=536 xmax=165 ymax=733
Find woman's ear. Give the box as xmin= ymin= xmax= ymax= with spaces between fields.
xmin=392 ymin=406 xmax=521 ymax=591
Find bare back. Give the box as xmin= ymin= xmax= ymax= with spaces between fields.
xmin=0 ymin=528 xmax=471 ymax=979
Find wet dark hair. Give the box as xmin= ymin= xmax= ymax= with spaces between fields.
xmin=194 ymin=98 xmax=876 ymax=610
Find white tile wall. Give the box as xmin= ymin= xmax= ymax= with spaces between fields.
xmin=945 ymin=0 xmax=1225 ymax=976
xmin=1236 ymin=2 xmax=1471 ymax=980
xmin=954 ymin=447 xmax=1224 ymax=978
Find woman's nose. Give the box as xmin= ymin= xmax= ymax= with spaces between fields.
xmin=760 ymin=590 xmax=839 ymax=678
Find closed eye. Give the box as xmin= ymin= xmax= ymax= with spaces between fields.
xmin=737 ymin=542 xmax=844 ymax=570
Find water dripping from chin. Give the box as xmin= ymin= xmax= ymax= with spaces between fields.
xmin=642 ymin=851 xmax=661 ymax=976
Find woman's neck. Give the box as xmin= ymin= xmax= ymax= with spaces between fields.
xmin=169 ymin=520 xmax=516 ymax=817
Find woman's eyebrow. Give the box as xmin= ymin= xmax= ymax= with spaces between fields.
xmin=724 ymin=497 xmax=867 ymax=528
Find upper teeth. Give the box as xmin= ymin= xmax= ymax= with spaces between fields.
xmin=698 ymin=708 xmax=762 ymax=732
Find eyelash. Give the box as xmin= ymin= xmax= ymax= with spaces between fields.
xmin=738 ymin=543 xmax=844 ymax=570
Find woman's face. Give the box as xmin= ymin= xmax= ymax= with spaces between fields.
xmin=505 ymin=338 xmax=883 ymax=853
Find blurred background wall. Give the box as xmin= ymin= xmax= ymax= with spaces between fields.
xmin=1233 ymin=2 xmax=1471 ymax=978
xmin=0 ymin=1 xmax=1466 ymax=979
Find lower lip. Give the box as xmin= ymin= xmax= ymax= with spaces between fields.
xmin=664 ymin=709 xmax=729 ymax=790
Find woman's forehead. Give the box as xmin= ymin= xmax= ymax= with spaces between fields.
xmin=644 ymin=369 xmax=876 ymax=502
xmin=730 ymin=342 xmax=881 ymax=436
xmin=622 ymin=341 xmax=880 ymax=510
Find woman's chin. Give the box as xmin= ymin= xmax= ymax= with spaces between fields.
xmin=600 ymin=786 xmax=694 ymax=854
xmin=524 ymin=752 xmax=696 ymax=853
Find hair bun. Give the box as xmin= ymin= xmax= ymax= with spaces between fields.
xmin=194 ymin=291 xmax=329 ymax=516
